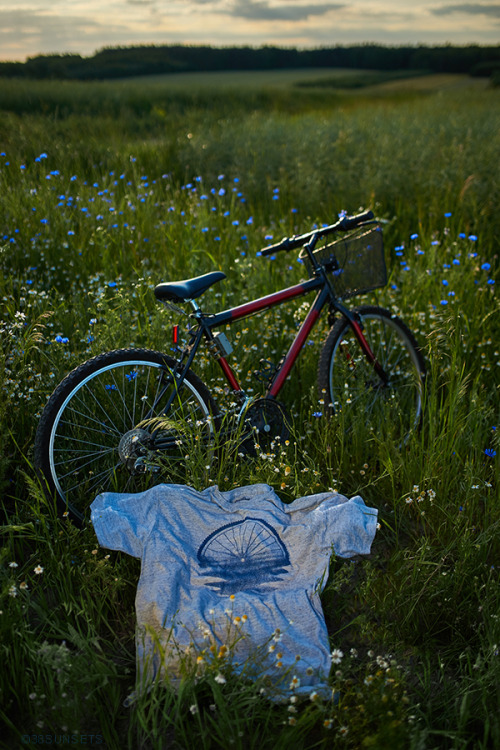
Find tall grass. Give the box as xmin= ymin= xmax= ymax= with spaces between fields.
xmin=0 ymin=75 xmax=498 ymax=748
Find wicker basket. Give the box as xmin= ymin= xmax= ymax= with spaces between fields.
xmin=299 ymin=224 xmax=386 ymax=299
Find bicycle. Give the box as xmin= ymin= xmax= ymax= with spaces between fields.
xmin=34 ymin=210 xmax=426 ymax=523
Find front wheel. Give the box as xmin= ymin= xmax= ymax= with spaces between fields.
xmin=34 ymin=349 xmax=217 ymax=524
xmin=318 ymin=306 xmax=426 ymax=444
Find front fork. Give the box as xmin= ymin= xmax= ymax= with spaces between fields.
xmin=330 ymin=303 xmax=389 ymax=385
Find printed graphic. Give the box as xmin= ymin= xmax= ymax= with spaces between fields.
xmin=197 ymin=517 xmax=290 ymax=594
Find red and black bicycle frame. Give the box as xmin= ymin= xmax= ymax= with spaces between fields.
xmin=171 ymin=273 xmax=386 ymax=405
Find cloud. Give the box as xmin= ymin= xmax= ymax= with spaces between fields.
xmin=432 ymin=3 xmax=500 ymax=17
xmin=228 ymin=0 xmax=343 ymax=22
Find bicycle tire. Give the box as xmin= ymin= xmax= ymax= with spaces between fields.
xmin=317 ymin=306 xmax=426 ymax=444
xmin=34 ymin=348 xmax=217 ymax=524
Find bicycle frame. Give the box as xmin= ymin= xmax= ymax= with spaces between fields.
xmin=163 ymin=267 xmax=385 ymax=422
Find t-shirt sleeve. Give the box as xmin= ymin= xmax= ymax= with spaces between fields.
xmin=317 ymin=493 xmax=378 ymax=558
xmin=90 ymin=487 xmax=158 ymax=558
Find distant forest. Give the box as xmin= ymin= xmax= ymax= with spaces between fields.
xmin=1 ymin=44 xmax=500 ymax=80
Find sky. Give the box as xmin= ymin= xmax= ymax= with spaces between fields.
xmin=0 ymin=0 xmax=499 ymax=62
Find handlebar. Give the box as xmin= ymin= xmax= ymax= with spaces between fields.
xmin=260 ymin=210 xmax=375 ymax=257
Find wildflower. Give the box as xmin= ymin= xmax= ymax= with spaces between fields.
xmin=8 ymin=562 xmax=18 ymax=568
xmin=214 ymin=673 xmax=226 ymax=684
xmin=29 ymin=693 xmax=37 ymax=700
xmin=19 ymin=582 xmax=28 ymax=590
xmin=189 ymin=704 xmax=198 ymax=715
xmin=287 ymin=705 xmax=297 ymax=713
xmin=331 ymin=649 xmax=344 ymax=664
xmin=288 ymin=717 xmax=297 ymax=726
xmin=324 ymin=718 xmax=333 ymax=729
xmin=309 ymin=690 xmax=319 ymax=702
xmin=350 ymin=648 xmax=358 ymax=658
xmin=8 ymin=585 xmax=17 ymax=597
xmin=289 ymin=675 xmax=301 ymax=690
xmin=34 ymin=565 xmax=44 ymax=575
xmin=339 ymin=725 xmax=349 ymax=736
xmin=485 ymin=449 xmax=496 ymax=457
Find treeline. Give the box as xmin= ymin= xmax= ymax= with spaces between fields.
xmin=1 ymin=44 xmax=500 ymax=80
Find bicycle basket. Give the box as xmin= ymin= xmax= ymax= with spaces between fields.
xmin=299 ymin=224 xmax=387 ymax=299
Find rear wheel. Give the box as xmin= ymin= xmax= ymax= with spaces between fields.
xmin=318 ymin=306 xmax=426 ymax=444
xmin=34 ymin=349 xmax=217 ymax=524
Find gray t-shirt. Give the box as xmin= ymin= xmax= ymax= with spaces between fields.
xmin=91 ymin=483 xmax=378 ymax=700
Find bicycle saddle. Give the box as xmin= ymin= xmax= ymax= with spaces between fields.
xmin=154 ymin=271 xmax=226 ymax=303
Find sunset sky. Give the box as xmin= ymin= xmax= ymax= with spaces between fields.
xmin=0 ymin=1 xmax=498 ymax=62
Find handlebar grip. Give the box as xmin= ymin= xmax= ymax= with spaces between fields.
xmin=338 ymin=210 xmax=374 ymax=231
xmin=260 ymin=237 xmax=292 ymax=256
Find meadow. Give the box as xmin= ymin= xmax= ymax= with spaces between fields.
xmin=0 ymin=69 xmax=498 ymax=748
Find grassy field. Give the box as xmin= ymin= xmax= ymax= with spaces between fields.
xmin=0 ymin=70 xmax=498 ymax=749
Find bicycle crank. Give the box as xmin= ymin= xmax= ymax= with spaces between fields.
xmin=241 ymin=398 xmax=292 ymax=454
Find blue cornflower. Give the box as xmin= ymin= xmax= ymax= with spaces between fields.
xmin=312 ymin=411 xmax=322 ymax=418
xmin=487 ymin=279 xmax=495 ymax=285
xmin=444 ymin=212 xmax=452 ymax=217
xmin=218 ymin=188 xmax=225 ymax=196
xmin=459 ymin=232 xmax=466 ymax=239
xmin=440 ymin=300 xmax=448 ymax=305
xmin=218 ymin=174 xmax=224 ymax=180
xmin=481 ymin=263 xmax=491 ymax=271
xmin=484 ymin=448 xmax=496 ymax=457
xmin=410 ymin=233 xmax=418 ymax=240
xmin=442 ymin=279 xmax=448 ymax=286
xmin=431 ymin=241 xmax=439 ymax=246
xmin=453 ymin=259 xmax=460 ymax=265
xmin=108 ymin=281 xmax=117 ymax=287
xmin=468 ymin=235 xmax=478 ymax=241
